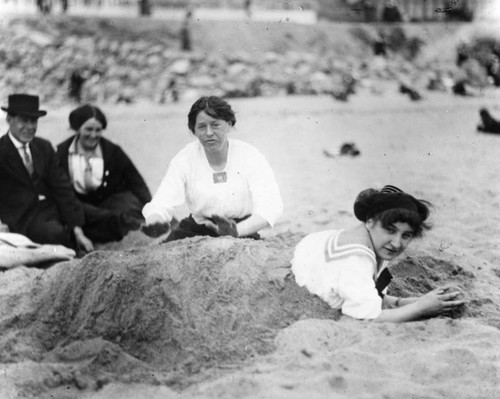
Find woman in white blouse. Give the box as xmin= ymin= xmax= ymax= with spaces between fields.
xmin=291 ymin=185 xmax=466 ymax=322
xmin=141 ymin=96 xmax=283 ymax=241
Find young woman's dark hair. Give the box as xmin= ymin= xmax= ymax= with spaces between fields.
xmin=187 ymin=96 xmax=236 ymax=132
xmin=353 ymin=186 xmax=432 ymax=237
xmin=372 ymin=207 xmax=431 ymax=238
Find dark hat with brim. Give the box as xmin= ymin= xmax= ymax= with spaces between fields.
xmin=1 ymin=94 xmax=47 ymax=117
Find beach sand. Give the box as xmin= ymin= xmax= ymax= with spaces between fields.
xmin=1 ymin=88 xmax=500 ymax=398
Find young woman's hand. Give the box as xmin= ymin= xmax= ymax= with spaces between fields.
xmin=415 ymin=287 xmax=466 ymax=317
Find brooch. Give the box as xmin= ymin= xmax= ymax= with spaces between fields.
xmin=213 ymin=171 xmax=227 ymax=184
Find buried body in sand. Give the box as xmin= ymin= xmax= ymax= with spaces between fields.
xmin=1 ymin=184 xmax=499 ymax=399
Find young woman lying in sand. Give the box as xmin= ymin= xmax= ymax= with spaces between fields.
xmin=141 ymin=96 xmax=283 ymax=242
xmin=291 ymin=185 xmax=466 ymax=322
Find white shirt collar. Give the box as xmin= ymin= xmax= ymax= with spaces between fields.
xmin=68 ymin=136 xmax=79 ymax=155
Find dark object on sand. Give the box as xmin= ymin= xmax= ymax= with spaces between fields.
xmin=399 ymin=84 xmax=422 ymax=101
xmin=323 ymin=142 xmax=361 ymax=158
xmin=452 ymin=80 xmax=470 ymax=96
xmin=477 ymin=108 xmax=500 ymax=134
xmin=340 ymin=142 xmax=361 ymax=156
xmin=382 ymin=3 xmax=403 ymax=22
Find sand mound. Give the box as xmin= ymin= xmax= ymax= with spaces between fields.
xmin=0 ymin=234 xmax=341 ymax=393
xmin=1 ymin=232 xmax=498 ymax=398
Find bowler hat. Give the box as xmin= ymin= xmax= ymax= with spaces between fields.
xmin=1 ymin=94 xmax=47 ymax=117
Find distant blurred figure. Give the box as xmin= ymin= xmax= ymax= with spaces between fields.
xmin=477 ymin=108 xmax=500 ymax=134
xmin=180 ymin=7 xmax=193 ymax=52
xmin=363 ymin=0 xmax=377 ymax=23
xmin=373 ymin=35 xmax=387 ymax=57
xmin=139 ymin=0 xmax=151 ymax=16
xmin=68 ymin=69 xmax=86 ymax=103
xmin=382 ymin=1 xmax=403 ymax=23
xmin=244 ymin=0 xmax=252 ymax=18
xmin=399 ymin=83 xmax=422 ymax=101
xmin=452 ymin=80 xmax=471 ymax=96
xmin=36 ymin=0 xmax=52 ymax=13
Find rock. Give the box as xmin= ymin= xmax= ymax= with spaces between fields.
xmin=169 ymin=59 xmax=191 ymax=75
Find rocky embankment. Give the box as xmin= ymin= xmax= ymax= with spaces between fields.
xmin=1 ymin=16 xmax=498 ymax=105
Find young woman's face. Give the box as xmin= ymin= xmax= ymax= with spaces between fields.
xmin=366 ymin=219 xmax=415 ymax=261
xmin=78 ymin=118 xmax=103 ymax=151
xmin=193 ymin=111 xmax=230 ymax=153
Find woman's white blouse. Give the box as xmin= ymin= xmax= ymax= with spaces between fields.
xmin=67 ymin=137 xmax=104 ymax=194
xmin=142 ymin=139 xmax=283 ymax=227
xmin=292 ymin=229 xmax=387 ymax=320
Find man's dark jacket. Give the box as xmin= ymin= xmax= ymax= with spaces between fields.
xmin=56 ymin=136 xmax=151 ymax=206
xmin=0 ymin=134 xmax=84 ymax=234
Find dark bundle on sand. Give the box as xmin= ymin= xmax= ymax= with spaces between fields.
xmin=399 ymin=83 xmax=422 ymax=101
xmin=477 ymin=108 xmax=500 ymax=134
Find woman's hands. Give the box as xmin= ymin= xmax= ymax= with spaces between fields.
xmin=73 ymin=226 xmax=94 ymax=254
xmin=209 ymin=215 xmax=239 ymax=238
xmin=141 ymin=214 xmax=171 ymax=238
xmin=414 ymin=287 xmax=466 ymax=317
xmin=377 ymin=287 xmax=466 ymax=323
xmin=0 ymin=219 xmax=9 ymax=232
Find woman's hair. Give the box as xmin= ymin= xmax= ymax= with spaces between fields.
xmin=69 ymin=104 xmax=107 ymax=131
xmin=187 ymin=96 xmax=236 ymax=133
xmin=354 ymin=186 xmax=431 ymax=237
xmin=373 ymin=207 xmax=430 ymax=237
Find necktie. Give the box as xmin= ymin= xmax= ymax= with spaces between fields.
xmin=21 ymin=144 xmax=34 ymax=176
xmin=83 ymin=157 xmax=95 ymax=192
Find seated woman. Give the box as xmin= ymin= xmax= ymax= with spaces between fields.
xmin=57 ymin=104 xmax=152 ymax=243
xmin=291 ymin=185 xmax=465 ymax=322
xmin=141 ymin=96 xmax=283 ymax=241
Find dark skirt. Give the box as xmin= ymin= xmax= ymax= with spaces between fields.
xmin=82 ymin=191 xmax=144 ymax=243
xmin=166 ymin=215 xmax=260 ymax=243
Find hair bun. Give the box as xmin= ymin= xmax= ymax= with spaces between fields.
xmin=353 ymin=188 xmax=378 ymax=222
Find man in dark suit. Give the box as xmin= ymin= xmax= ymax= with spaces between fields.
xmin=0 ymin=93 xmax=93 ymax=253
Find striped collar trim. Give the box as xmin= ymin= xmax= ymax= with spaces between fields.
xmin=324 ymin=229 xmax=377 ymax=264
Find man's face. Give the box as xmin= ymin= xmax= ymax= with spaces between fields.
xmin=7 ymin=114 xmax=38 ymax=143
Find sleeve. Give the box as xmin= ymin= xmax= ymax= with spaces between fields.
xmin=142 ymin=153 xmax=187 ymax=223
xmin=246 ymin=149 xmax=283 ymax=227
xmin=337 ymin=255 xmax=382 ymax=320
xmin=46 ymin=142 xmax=85 ymax=228
xmin=55 ymin=141 xmax=69 ymax=176
xmin=117 ymin=146 xmax=152 ymax=205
